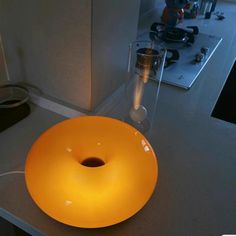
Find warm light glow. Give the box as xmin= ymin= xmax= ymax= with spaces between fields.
xmin=133 ymin=77 xmax=145 ymax=110
xmin=25 ymin=116 xmax=158 ymax=228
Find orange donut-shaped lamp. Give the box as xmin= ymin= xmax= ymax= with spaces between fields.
xmin=25 ymin=116 xmax=158 ymax=228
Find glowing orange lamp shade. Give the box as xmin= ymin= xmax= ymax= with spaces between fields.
xmin=25 ymin=116 xmax=158 ymax=228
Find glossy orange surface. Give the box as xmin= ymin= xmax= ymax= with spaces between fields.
xmin=25 ymin=116 xmax=158 ymax=228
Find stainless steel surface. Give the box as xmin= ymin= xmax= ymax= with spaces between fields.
xmin=138 ymin=32 xmax=222 ymax=89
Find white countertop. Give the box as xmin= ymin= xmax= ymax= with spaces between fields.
xmin=0 ymin=1 xmax=236 ymax=235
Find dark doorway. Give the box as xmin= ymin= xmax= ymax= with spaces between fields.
xmin=212 ymin=60 xmax=236 ymax=124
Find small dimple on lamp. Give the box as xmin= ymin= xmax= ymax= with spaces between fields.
xmin=25 ymin=116 xmax=158 ymax=228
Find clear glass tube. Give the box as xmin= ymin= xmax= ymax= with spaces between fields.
xmin=95 ymin=40 xmax=167 ymax=136
xmin=123 ymin=40 xmax=167 ymax=135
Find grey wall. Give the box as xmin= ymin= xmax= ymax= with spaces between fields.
xmin=0 ymin=0 xmax=92 ymax=110
xmin=91 ymin=0 xmax=140 ymax=109
xmin=139 ymin=0 xmax=157 ymax=16
xmin=138 ymin=0 xmax=165 ymax=34
xmin=0 ymin=0 xmax=140 ymax=111
xmin=0 ymin=36 xmax=9 ymax=85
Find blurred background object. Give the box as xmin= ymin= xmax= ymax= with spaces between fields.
xmin=162 ymin=0 xmax=189 ymax=27
xmin=184 ymin=0 xmax=199 ymax=18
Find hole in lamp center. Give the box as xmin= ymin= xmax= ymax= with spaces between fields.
xmin=81 ymin=157 xmax=105 ymax=167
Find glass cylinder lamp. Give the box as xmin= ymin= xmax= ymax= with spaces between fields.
xmin=122 ymin=40 xmax=167 ymax=135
